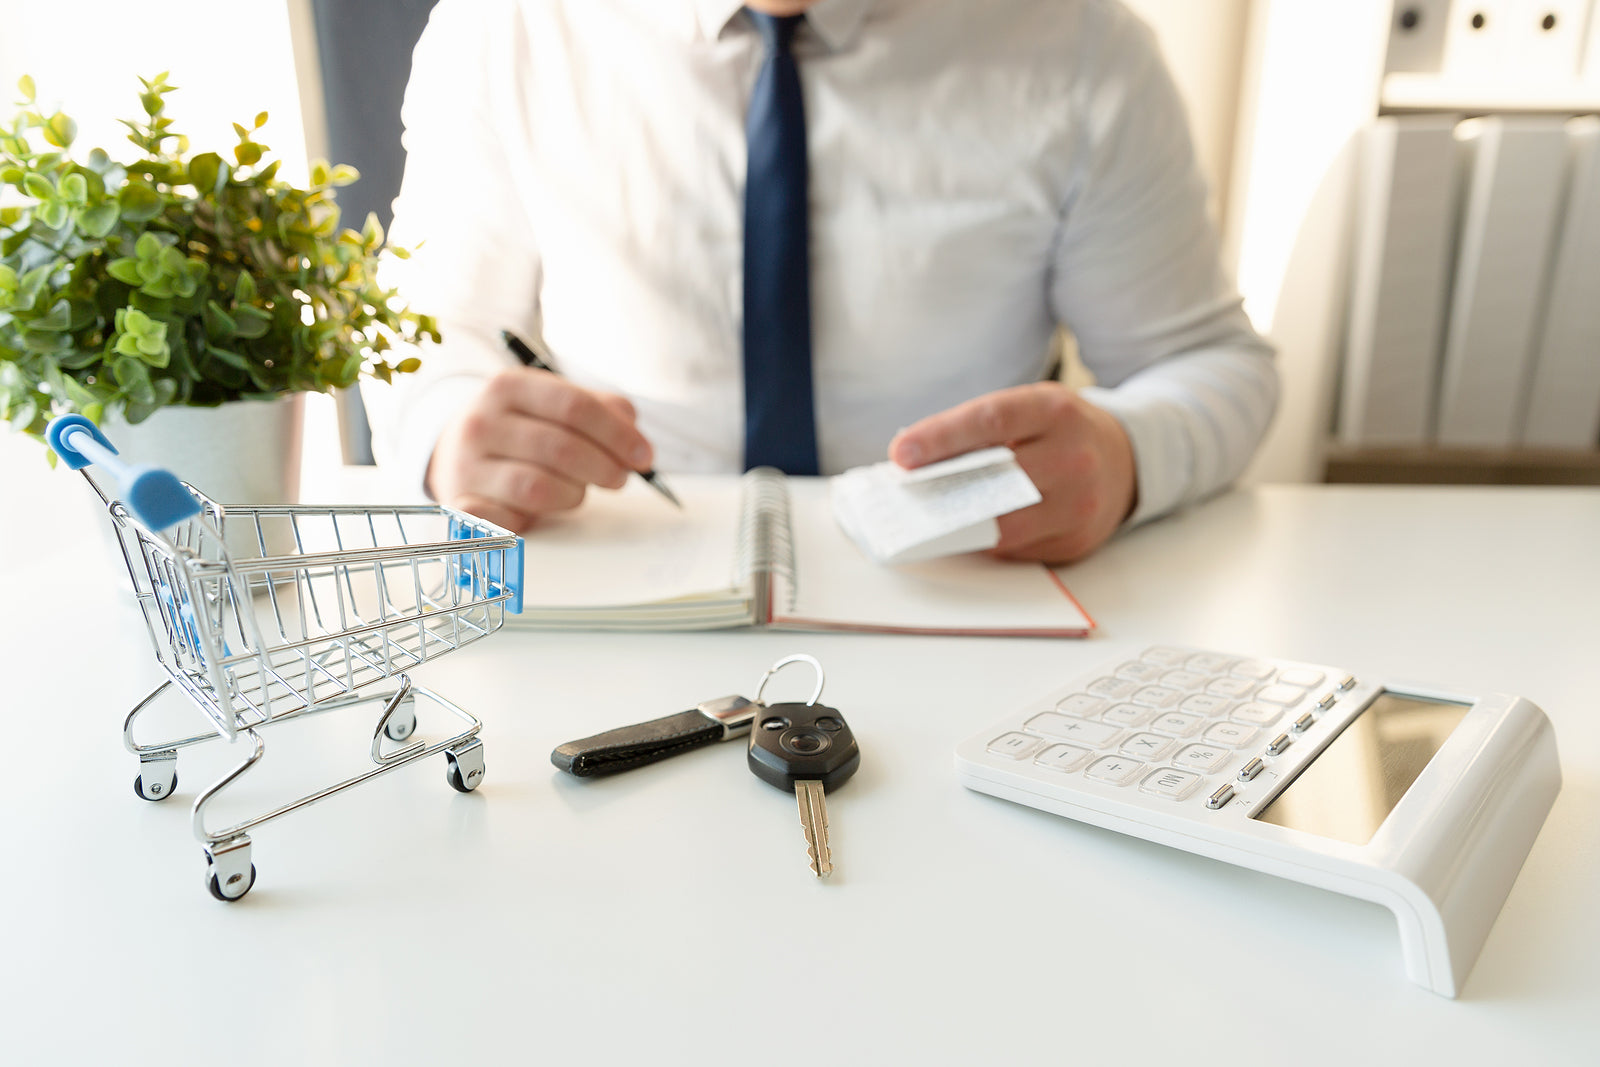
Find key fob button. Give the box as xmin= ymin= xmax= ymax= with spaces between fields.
xmin=780 ymin=728 xmax=830 ymax=756
xmin=813 ymin=716 xmax=843 ymax=732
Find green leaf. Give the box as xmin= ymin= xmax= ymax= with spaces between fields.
xmin=233 ymin=272 xmax=258 ymax=304
xmin=118 ymin=182 xmax=162 ymax=222
xmin=205 ymin=344 xmax=249 ymax=370
xmin=17 ymin=75 xmax=35 ymax=102
xmin=107 ymin=257 xmax=143 ymax=286
xmin=233 ymin=142 xmax=263 ymax=167
xmin=140 ymin=91 xmax=162 ymax=117
xmin=203 ymin=300 xmax=237 ymax=339
xmin=395 ymin=356 xmax=422 ymax=374
xmin=57 ymin=346 xmax=100 ymax=369
xmin=254 ymin=111 xmax=268 ymax=128
xmin=20 ymin=328 xmax=68 ymax=353
xmin=232 ymin=305 xmax=271 ymax=339
xmin=37 ymin=200 xmax=67 ymax=229
xmin=76 ymin=202 xmax=119 ymax=238
xmin=31 ymin=298 xmax=72 ymax=331
xmin=22 ymin=173 xmax=52 ymax=200
xmin=58 ymin=172 xmax=87 ymax=204
xmin=189 ymin=152 xmax=221 ymax=193
xmin=42 ymin=112 xmax=77 ymax=149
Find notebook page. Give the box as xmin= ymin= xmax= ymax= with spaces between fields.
xmin=776 ymin=478 xmax=1092 ymax=636
xmin=514 ymin=475 xmax=747 ymax=610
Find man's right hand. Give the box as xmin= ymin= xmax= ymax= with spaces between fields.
xmin=426 ymin=367 xmax=655 ymax=531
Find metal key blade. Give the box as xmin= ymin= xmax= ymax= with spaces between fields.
xmin=797 ymin=779 xmax=833 ymax=878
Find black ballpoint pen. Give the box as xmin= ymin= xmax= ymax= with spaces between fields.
xmin=499 ymin=329 xmax=682 ymax=508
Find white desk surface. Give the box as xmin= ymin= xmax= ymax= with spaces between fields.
xmin=2 ymin=445 xmax=1597 ymax=1065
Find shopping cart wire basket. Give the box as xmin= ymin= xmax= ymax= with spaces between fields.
xmin=47 ymin=414 xmax=524 ymax=901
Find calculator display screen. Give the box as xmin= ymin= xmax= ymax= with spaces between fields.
xmin=1253 ymin=691 xmax=1470 ymax=845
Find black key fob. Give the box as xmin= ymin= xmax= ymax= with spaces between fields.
xmin=747 ymin=702 xmax=860 ymax=793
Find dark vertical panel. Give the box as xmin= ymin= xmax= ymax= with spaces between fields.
xmin=311 ymin=0 xmax=440 ymax=463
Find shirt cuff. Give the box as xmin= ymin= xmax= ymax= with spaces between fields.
xmin=1079 ymin=383 xmax=1190 ymax=529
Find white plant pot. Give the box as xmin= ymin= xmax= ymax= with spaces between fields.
xmin=102 ymin=394 xmax=305 ymax=508
xmin=94 ymin=395 xmax=306 ymax=568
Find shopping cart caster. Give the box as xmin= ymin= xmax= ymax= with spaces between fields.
xmin=134 ymin=753 xmax=179 ymax=801
xmin=383 ymin=696 xmax=417 ymax=742
xmin=205 ymin=837 xmax=256 ymax=902
xmin=446 ymin=739 xmax=486 ymax=793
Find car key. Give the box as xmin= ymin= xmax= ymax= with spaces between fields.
xmin=747 ymin=655 xmax=860 ymax=878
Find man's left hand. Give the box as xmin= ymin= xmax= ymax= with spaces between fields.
xmin=888 ymin=382 xmax=1136 ymax=565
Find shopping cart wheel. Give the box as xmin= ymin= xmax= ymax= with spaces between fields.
xmin=205 ymin=836 xmax=256 ymax=902
xmin=207 ymin=864 xmax=258 ymax=902
xmin=445 ymin=739 xmax=486 ymax=793
xmin=384 ymin=703 xmax=417 ymax=742
xmin=133 ymin=769 xmax=178 ymax=801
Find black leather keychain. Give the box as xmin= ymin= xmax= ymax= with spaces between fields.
xmin=550 ymin=654 xmax=827 ymax=778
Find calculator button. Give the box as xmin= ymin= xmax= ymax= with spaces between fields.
xmin=1337 ymin=673 xmax=1357 ymax=691
xmin=1131 ymin=685 xmax=1183 ymax=708
xmin=1206 ymin=783 xmax=1236 ymax=809
xmin=1266 ymin=732 xmax=1293 ymax=756
xmin=1179 ymin=693 xmax=1232 ymax=717
xmin=1140 ymin=767 xmax=1202 ymax=800
xmin=1230 ymin=659 xmax=1276 ymax=681
xmin=1149 ymin=712 xmax=1204 ymax=737
xmin=1187 ymin=653 xmax=1235 ymax=673
xmin=1292 ymin=712 xmax=1315 ymax=733
xmin=988 ymin=732 xmax=1044 ymax=759
xmin=1279 ymin=668 xmax=1325 ymax=688
xmin=1141 ymin=646 xmax=1192 ymax=667
xmin=1034 ymin=743 xmax=1093 ymax=772
xmin=1085 ymin=755 xmax=1145 ymax=785
xmin=1115 ymin=660 xmax=1167 ymax=684
xmin=1202 ymin=722 xmax=1258 ymax=747
xmin=1055 ymin=693 xmax=1108 ymax=718
xmin=1229 ymin=701 xmax=1283 ymax=726
xmin=1256 ymin=684 xmax=1308 ymax=706
xmin=1086 ymin=677 xmax=1140 ymax=701
xmin=1160 ymin=669 xmax=1209 ymax=691
xmin=1120 ymin=732 xmax=1172 ymax=759
xmin=1025 ymin=713 xmax=1121 ymax=747
xmin=1315 ymin=692 xmax=1337 ymax=710
xmin=1205 ymin=677 xmax=1257 ymax=699
xmin=1172 ymin=744 xmax=1229 ymax=773
xmin=1238 ymin=757 xmax=1265 ymax=781
xmin=1102 ymin=703 xmax=1155 ymax=728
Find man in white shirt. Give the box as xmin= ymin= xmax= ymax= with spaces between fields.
xmin=378 ymin=0 xmax=1277 ymax=563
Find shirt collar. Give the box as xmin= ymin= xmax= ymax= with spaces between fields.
xmin=691 ymin=0 xmax=875 ymax=52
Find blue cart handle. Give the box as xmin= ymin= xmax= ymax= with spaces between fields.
xmin=47 ymin=414 xmax=202 ymax=531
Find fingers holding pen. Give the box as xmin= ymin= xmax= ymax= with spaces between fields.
xmin=428 ymin=367 xmax=657 ymax=529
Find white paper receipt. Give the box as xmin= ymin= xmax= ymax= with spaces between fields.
xmin=830 ymin=447 xmax=1043 ymax=565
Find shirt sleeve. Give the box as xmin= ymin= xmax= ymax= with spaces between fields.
xmin=366 ymin=0 xmax=543 ymax=497
xmin=1050 ymin=4 xmax=1278 ymax=527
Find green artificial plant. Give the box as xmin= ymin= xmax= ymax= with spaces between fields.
xmin=0 ymin=73 xmax=437 ymax=449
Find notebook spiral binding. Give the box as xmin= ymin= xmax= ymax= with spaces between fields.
xmin=736 ymin=466 xmax=798 ymax=623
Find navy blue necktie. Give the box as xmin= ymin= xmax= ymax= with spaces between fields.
xmin=742 ymin=11 xmax=818 ymax=475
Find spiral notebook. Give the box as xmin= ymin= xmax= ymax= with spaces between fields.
xmin=505 ymin=469 xmax=1093 ymax=636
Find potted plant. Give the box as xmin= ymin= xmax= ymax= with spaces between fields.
xmin=0 ymin=73 xmax=437 ymax=502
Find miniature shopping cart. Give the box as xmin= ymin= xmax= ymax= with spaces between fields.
xmin=47 ymin=414 xmax=523 ymax=902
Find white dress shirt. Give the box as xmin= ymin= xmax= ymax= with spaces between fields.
xmin=374 ymin=0 xmax=1277 ymax=527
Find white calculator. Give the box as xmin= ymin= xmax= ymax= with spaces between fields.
xmin=955 ymin=647 xmax=1561 ymax=998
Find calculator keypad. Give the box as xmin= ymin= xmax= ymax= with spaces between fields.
xmin=985 ymin=648 xmax=1349 ymax=810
